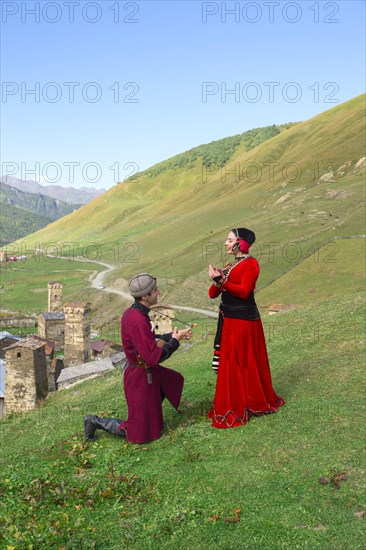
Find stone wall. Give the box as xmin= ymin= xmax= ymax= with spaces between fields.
xmin=4 ymin=339 xmax=48 ymax=415
xmin=0 ymin=316 xmax=36 ymax=328
xmin=57 ymin=358 xmax=114 ymax=390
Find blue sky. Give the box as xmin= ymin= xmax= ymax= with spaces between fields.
xmin=1 ymin=0 xmax=365 ymax=189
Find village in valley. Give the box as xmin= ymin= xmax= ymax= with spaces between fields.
xmin=0 ymin=249 xmax=303 ymax=421
xmin=0 ymin=279 xmax=175 ymax=420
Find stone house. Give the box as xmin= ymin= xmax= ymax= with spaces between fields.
xmin=0 ymin=331 xmax=21 ymax=359
xmin=150 ymin=304 xmax=175 ymax=334
xmin=89 ymin=339 xmax=123 ymax=359
xmin=3 ymin=338 xmax=48 ymax=415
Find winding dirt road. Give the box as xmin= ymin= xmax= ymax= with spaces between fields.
xmin=88 ymin=260 xmax=218 ymax=318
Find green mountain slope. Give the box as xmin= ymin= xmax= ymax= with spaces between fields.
xmin=0 ymin=182 xmax=78 ymax=246
xmin=8 ymin=94 xmax=366 ymax=312
xmin=142 ymin=122 xmax=296 ymax=177
xmin=255 ymin=237 xmax=365 ymax=308
xmin=0 ymin=204 xmax=56 ymax=248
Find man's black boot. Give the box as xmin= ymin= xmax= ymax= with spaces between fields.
xmin=84 ymin=415 xmax=98 ymax=441
xmin=84 ymin=416 xmax=126 ymax=440
xmin=96 ymin=417 xmax=126 ymax=437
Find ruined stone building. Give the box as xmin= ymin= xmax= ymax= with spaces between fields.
xmin=63 ymin=301 xmax=91 ymax=367
xmin=89 ymin=339 xmax=123 ymax=360
xmin=150 ymin=304 xmax=175 ymax=334
xmin=4 ymin=339 xmax=48 ymax=415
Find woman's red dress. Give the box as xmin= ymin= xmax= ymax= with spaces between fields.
xmin=208 ymin=257 xmax=284 ymax=428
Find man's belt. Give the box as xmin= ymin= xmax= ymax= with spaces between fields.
xmin=129 ymin=356 xmax=152 ymax=384
xmin=137 ymin=355 xmax=149 ymax=369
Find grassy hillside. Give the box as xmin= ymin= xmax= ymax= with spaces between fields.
xmin=0 ymin=290 xmax=364 ymax=549
xmin=13 ymin=95 xmax=365 ymax=241
xmin=0 ymin=204 xmax=56 ymax=248
xmin=142 ymin=122 xmax=296 ymax=176
xmin=255 ymin=237 xmax=365 ymax=308
xmin=4 ymin=94 xmax=365 ymax=321
xmin=0 ymin=255 xmax=106 ymax=315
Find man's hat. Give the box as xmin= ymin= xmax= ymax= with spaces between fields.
xmin=128 ymin=273 xmax=157 ymax=298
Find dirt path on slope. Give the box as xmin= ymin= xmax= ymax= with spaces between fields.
xmin=84 ymin=259 xmax=218 ymax=318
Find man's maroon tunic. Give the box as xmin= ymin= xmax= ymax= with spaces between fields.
xmin=119 ymin=302 xmax=184 ymax=443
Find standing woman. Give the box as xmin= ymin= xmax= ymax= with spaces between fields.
xmin=208 ymin=228 xmax=284 ymax=429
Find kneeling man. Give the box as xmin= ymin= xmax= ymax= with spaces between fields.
xmin=84 ymin=273 xmax=191 ymax=443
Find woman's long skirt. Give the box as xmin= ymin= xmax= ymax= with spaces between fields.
xmin=208 ymin=318 xmax=284 ymax=428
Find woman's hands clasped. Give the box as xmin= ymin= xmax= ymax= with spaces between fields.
xmin=208 ymin=264 xmax=224 ymax=280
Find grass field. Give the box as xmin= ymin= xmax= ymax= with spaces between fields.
xmin=0 ymin=255 xmax=105 ymax=315
xmin=0 ymin=291 xmax=364 ymax=549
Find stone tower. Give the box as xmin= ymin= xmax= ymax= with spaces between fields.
xmin=48 ymin=281 xmax=63 ymax=312
xmin=63 ymin=302 xmax=91 ymax=366
xmin=4 ymin=339 xmax=48 ymax=415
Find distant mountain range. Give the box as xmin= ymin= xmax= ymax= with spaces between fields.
xmin=0 ymin=181 xmax=79 ymax=246
xmin=0 ymin=176 xmax=106 ymax=205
